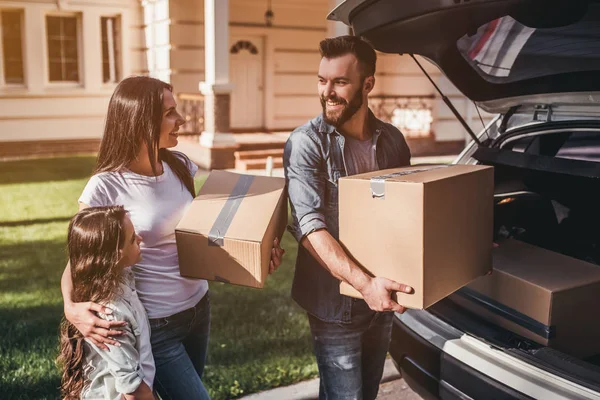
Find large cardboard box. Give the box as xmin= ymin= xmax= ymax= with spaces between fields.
xmin=175 ymin=170 xmax=288 ymax=288
xmin=339 ymin=164 xmax=494 ymax=309
xmin=451 ymin=239 xmax=600 ymax=358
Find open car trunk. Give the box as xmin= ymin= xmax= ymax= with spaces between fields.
xmin=330 ymin=0 xmax=600 ymax=113
xmin=433 ymin=125 xmax=600 ymax=389
xmin=480 ymin=129 xmax=600 ymax=261
xmin=329 ymin=0 xmax=600 ymax=388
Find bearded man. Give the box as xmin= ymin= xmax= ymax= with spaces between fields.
xmin=283 ymin=36 xmax=413 ymax=400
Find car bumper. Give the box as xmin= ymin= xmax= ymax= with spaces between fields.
xmin=391 ymin=308 xmax=600 ymax=400
xmin=390 ymin=313 xmax=440 ymax=400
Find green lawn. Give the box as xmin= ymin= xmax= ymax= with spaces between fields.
xmin=0 ymin=156 xmax=317 ymax=400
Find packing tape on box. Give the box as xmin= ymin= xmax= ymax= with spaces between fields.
xmin=208 ymin=175 xmax=255 ymax=246
xmin=370 ymin=165 xmax=449 ymax=199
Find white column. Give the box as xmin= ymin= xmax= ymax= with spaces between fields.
xmin=23 ymin=6 xmax=45 ymax=92
xmin=199 ymin=0 xmax=235 ymax=147
xmin=203 ymin=0 xmax=228 ymax=88
xmin=327 ymin=0 xmax=350 ymax=38
xmin=82 ymin=9 xmax=102 ymax=90
xmin=264 ymin=36 xmax=275 ymax=131
xmin=120 ymin=9 xmax=132 ymax=78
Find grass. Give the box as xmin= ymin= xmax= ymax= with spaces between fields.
xmin=0 ymin=156 xmax=316 ymax=400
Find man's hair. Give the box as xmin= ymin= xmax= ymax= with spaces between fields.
xmin=319 ymin=35 xmax=377 ymax=78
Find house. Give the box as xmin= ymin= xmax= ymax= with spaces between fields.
xmin=0 ymin=0 xmax=494 ymax=169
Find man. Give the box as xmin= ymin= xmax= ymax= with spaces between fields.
xmin=283 ymin=36 xmax=413 ymax=400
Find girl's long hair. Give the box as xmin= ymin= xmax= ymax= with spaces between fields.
xmin=94 ymin=75 xmax=195 ymax=197
xmin=57 ymin=206 xmax=127 ymax=400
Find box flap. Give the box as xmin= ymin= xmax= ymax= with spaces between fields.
xmin=467 ymin=266 xmax=554 ymax=326
xmin=454 ymin=287 xmax=556 ymax=340
xmin=175 ymin=170 xmax=286 ymax=243
xmin=493 ymin=240 xmax=600 ymax=292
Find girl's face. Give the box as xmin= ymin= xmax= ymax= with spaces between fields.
xmin=158 ymin=89 xmax=185 ymax=149
xmin=118 ymin=215 xmax=142 ymax=268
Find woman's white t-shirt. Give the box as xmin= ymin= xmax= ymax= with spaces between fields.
xmin=79 ymin=155 xmax=208 ymax=319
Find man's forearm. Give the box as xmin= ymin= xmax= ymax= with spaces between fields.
xmin=301 ymin=229 xmax=372 ymax=291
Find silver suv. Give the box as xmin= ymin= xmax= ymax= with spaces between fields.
xmin=331 ymin=1 xmax=600 ymax=399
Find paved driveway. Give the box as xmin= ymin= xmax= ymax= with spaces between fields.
xmin=240 ymin=359 xmax=423 ymax=400
xmin=377 ymin=379 xmax=423 ymax=400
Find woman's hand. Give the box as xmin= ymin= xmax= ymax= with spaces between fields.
xmin=269 ymin=237 xmax=285 ymax=274
xmin=64 ymin=301 xmax=127 ymax=350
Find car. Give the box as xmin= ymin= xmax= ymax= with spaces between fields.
xmin=330 ymin=1 xmax=600 ymax=399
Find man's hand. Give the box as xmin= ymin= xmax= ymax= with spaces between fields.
xmin=64 ymin=301 xmax=127 ymax=350
xmin=359 ymin=277 xmax=413 ymax=314
xmin=269 ymin=237 xmax=285 ymax=274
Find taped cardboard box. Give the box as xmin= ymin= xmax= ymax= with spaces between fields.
xmin=175 ymin=170 xmax=287 ymax=288
xmin=451 ymin=239 xmax=600 ymax=358
xmin=339 ymin=164 xmax=494 ymax=309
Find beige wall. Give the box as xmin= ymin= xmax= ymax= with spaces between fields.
xmin=375 ymin=54 xmax=496 ymax=142
xmin=0 ymin=0 xmax=492 ymax=144
xmin=0 ymin=0 xmax=145 ymax=141
xmin=165 ymin=0 xmax=204 ymax=92
xmin=160 ymin=0 xmax=329 ymax=130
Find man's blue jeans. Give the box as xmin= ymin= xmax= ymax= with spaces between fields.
xmin=149 ymin=293 xmax=211 ymax=400
xmin=308 ymin=299 xmax=393 ymax=400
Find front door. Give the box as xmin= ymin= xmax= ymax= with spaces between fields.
xmin=230 ymin=36 xmax=264 ymax=131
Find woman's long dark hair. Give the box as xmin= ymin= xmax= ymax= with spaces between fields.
xmin=95 ymin=76 xmax=195 ymax=197
xmin=57 ymin=206 xmax=128 ymax=400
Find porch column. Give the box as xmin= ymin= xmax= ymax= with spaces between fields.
xmin=327 ymin=0 xmax=350 ymax=38
xmin=199 ymin=0 xmax=235 ymax=147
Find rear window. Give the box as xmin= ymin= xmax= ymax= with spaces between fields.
xmin=504 ymin=131 xmax=600 ymax=162
xmin=456 ymin=4 xmax=600 ymax=83
xmin=555 ymin=132 xmax=600 ymax=162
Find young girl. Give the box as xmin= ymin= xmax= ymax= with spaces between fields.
xmin=58 ymin=206 xmax=155 ymax=400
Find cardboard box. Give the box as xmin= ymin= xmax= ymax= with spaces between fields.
xmin=451 ymin=239 xmax=600 ymax=357
xmin=339 ymin=164 xmax=494 ymax=309
xmin=175 ymin=170 xmax=287 ymax=288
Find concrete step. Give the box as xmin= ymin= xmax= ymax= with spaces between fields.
xmin=237 ymin=141 xmax=286 ymax=152
xmin=235 ymin=157 xmax=284 ymax=171
xmin=235 ymin=149 xmax=284 ymax=160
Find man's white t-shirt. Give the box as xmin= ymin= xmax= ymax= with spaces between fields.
xmin=79 ymin=155 xmax=208 ymax=319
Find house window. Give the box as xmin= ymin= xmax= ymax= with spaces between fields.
xmin=1 ymin=10 xmax=24 ymax=84
xmin=46 ymin=15 xmax=80 ymax=82
xmin=101 ymin=16 xmax=120 ymax=83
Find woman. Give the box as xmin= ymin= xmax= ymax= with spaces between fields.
xmin=61 ymin=76 xmax=285 ymax=399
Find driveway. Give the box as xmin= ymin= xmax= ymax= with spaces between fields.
xmin=239 ymin=358 xmax=422 ymax=400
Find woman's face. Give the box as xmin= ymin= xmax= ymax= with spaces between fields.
xmin=159 ymin=89 xmax=185 ymax=149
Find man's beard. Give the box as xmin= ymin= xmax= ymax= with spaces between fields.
xmin=320 ymin=87 xmax=363 ymax=128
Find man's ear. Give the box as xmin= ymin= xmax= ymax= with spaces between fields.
xmin=363 ymin=76 xmax=375 ymax=94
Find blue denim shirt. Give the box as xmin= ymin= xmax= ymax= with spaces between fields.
xmin=283 ymin=111 xmax=411 ymax=323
